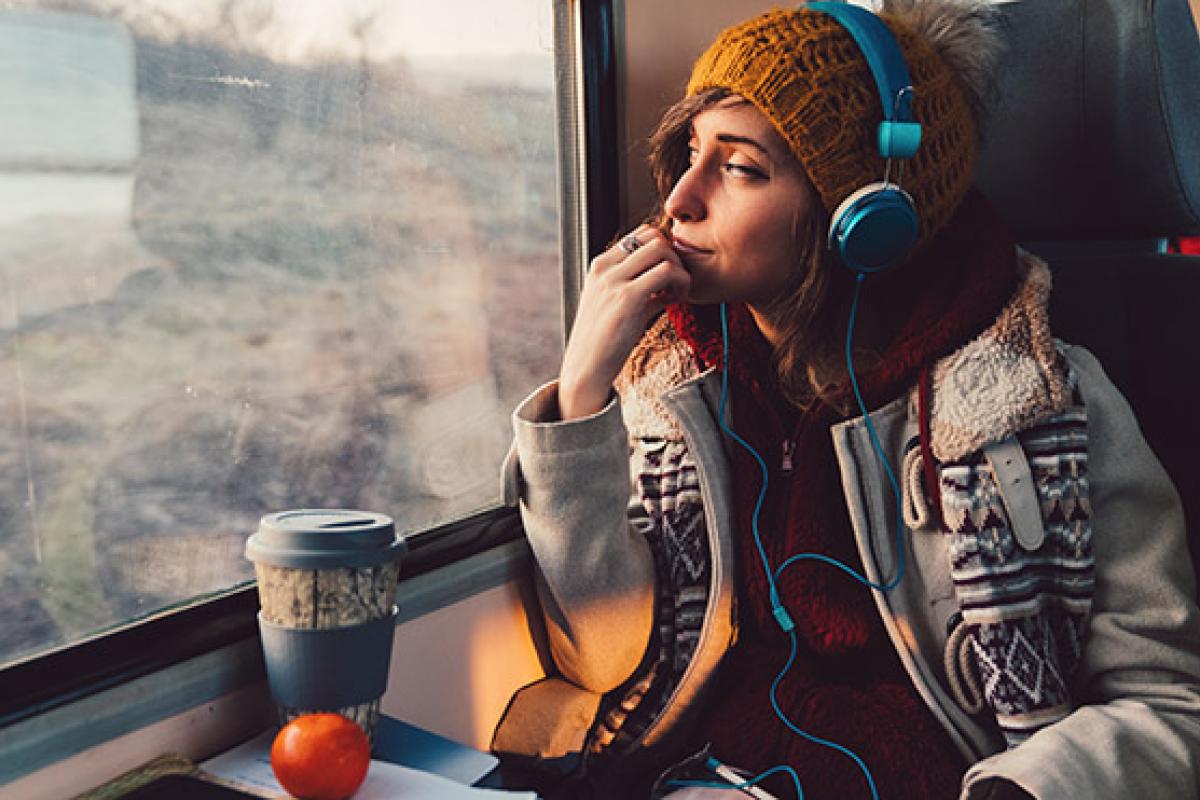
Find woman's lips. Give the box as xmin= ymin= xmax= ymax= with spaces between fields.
xmin=671 ymin=237 xmax=712 ymax=258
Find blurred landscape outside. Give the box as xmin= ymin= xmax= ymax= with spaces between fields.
xmin=0 ymin=1 xmax=562 ymax=667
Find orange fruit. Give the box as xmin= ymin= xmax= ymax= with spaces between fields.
xmin=270 ymin=713 xmax=371 ymax=799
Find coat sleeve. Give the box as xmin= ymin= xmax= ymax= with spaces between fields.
xmin=503 ymin=380 xmax=656 ymax=694
xmin=963 ymin=346 xmax=1200 ymax=799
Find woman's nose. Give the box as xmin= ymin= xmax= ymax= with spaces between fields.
xmin=664 ymin=166 xmax=706 ymax=224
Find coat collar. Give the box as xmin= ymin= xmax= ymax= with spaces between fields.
xmin=917 ymin=250 xmax=1072 ymax=462
xmin=616 ymin=250 xmax=1071 ymax=460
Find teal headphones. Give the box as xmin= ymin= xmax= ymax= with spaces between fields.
xmin=806 ymin=2 xmax=923 ymax=274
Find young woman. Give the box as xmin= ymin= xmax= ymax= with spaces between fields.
xmin=504 ymin=2 xmax=1200 ymax=798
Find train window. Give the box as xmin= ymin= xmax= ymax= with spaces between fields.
xmin=0 ymin=1 xmax=566 ymax=672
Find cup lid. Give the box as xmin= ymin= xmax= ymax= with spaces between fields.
xmin=244 ymin=509 xmax=406 ymax=569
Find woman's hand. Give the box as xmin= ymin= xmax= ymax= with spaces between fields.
xmin=558 ymin=225 xmax=692 ymax=420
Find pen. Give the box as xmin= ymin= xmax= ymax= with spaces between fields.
xmin=705 ymin=757 xmax=780 ymax=800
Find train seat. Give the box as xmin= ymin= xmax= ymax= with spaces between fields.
xmin=974 ymin=0 xmax=1200 ymax=579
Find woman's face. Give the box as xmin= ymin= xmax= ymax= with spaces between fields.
xmin=665 ymin=97 xmax=819 ymax=308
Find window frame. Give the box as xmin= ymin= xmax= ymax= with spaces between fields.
xmin=0 ymin=0 xmax=619 ymax=764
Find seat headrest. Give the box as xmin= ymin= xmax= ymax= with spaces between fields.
xmin=974 ymin=0 xmax=1200 ymax=240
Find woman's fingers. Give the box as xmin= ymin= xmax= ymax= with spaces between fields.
xmin=630 ymin=258 xmax=691 ymax=306
xmin=595 ymin=227 xmax=690 ymax=304
xmin=588 ymin=224 xmax=661 ymax=276
xmin=609 ymin=229 xmax=678 ymax=281
xmin=594 ymin=225 xmax=692 ymax=314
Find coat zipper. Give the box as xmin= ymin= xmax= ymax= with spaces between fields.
xmin=778 ymin=413 xmax=809 ymax=476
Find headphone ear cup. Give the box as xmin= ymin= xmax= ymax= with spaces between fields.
xmin=828 ymin=182 xmax=919 ymax=274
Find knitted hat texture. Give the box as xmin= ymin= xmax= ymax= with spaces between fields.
xmin=686 ymin=6 xmax=977 ymax=246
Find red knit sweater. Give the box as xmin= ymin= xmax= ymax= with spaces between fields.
xmin=668 ymin=191 xmax=1019 ymax=800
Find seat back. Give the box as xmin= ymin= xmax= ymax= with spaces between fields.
xmin=975 ymin=0 xmax=1200 ymax=577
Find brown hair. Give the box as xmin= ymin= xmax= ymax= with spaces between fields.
xmin=646 ymin=88 xmax=862 ymax=409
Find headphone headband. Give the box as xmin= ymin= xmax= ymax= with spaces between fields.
xmin=804 ymin=2 xmax=921 ymax=159
xmin=802 ymin=2 xmax=924 ymax=272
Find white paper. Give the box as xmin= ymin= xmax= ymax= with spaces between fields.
xmin=202 ymin=732 xmax=537 ymax=800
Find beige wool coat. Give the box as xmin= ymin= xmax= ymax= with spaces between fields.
xmin=502 ymin=255 xmax=1200 ymax=799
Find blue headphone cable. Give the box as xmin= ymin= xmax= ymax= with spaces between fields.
xmin=705 ymin=273 xmax=906 ymax=800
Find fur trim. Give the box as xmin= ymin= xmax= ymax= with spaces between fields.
xmin=618 ymin=254 xmax=1069 ymax=464
xmin=879 ymin=0 xmax=1004 ymax=120
xmin=922 ymin=251 xmax=1071 ymax=462
xmin=615 ymin=314 xmax=700 ymax=440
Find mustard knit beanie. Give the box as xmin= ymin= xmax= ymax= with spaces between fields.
xmin=686 ymin=4 xmax=981 ymax=246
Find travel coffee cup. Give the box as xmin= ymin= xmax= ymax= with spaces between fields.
xmin=245 ymin=509 xmax=405 ymax=746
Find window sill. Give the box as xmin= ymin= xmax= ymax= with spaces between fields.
xmin=0 ymin=513 xmax=531 ymax=787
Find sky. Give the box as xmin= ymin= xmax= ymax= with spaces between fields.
xmin=5 ymin=0 xmax=553 ymax=61
xmin=230 ymin=0 xmax=554 ymax=61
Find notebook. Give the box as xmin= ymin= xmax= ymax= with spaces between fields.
xmin=201 ymin=716 xmax=524 ymax=799
xmin=372 ymin=714 xmax=500 ymax=786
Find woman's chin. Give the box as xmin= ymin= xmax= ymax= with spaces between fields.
xmin=680 ymin=280 xmax=712 ymax=305
xmin=681 ymin=286 xmax=723 ymax=306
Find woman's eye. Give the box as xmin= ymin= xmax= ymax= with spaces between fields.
xmin=723 ymin=161 xmax=767 ymax=180
xmin=684 ymin=145 xmax=765 ymax=180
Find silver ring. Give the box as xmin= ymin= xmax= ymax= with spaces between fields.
xmin=619 ymin=234 xmax=641 ymax=255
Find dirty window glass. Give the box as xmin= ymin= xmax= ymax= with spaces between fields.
xmin=0 ymin=1 xmax=561 ymax=667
